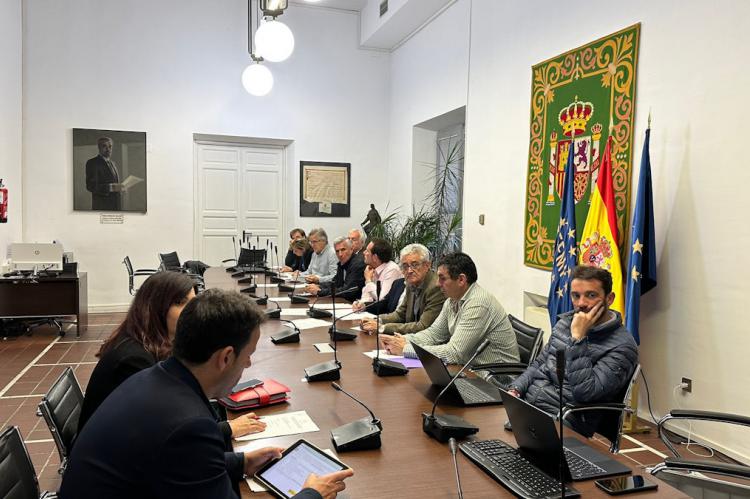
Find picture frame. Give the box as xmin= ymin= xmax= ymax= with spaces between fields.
xmin=299 ymin=161 xmax=351 ymax=217
xmin=73 ymin=128 xmax=147 ymax=212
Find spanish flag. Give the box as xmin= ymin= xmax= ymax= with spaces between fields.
xmin=579 ymin=136 xmax=625 ymax=315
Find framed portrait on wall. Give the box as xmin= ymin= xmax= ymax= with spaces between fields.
xmin=73 ymin=128 xmax=147 ymax=212
xmin=299 ymin=161 xmax=351 ymax=217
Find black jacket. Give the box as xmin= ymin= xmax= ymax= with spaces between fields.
xmin=368 ymin=278 xmax=405 ymax=315
xmin=285 ymin=248 xmax=313 ymax=271
xmin=319 ymin=252 xmax=365 ymax=302
xmin=60 ymin=357 xmax=321 ymax=499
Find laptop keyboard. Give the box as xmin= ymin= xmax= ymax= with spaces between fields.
xmin=460 ymin=439 xmax=579 ymax=498
xmin=454 ymin=379 xmax=496 ymax=403
xmin=564 ymin=447 xmax=606 ymax=479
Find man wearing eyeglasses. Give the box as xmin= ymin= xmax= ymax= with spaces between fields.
xmin=299 ymin=228 xmax=338 ymax=284
xmin=361 ymin=243 xmax=443 ymax=335
xmin=379 ymin=252 xmax=520 ymax=366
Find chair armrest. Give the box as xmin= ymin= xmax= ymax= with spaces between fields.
xmin=655 ymin=458 xmax=750 ymax=480
xmin=222 ymin=259 xmax=237 ymax=264
xmin=133 ymin=270 xmax=157 ymax=276
xmin=563 ymin=403 xmax=627 ymax=420
xmin=134 ymin=268 xmax=158 ymax=273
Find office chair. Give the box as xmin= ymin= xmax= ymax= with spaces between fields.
xmin=562 ymin=364 xmax=641 ymax=453
xmin=122 ymin=256 xmax=158 ymax=295
xmin=650 ymin=410 xmax=750 ymax=497
xmin=473 ymin=314 xmax=544 ymax=389
xmin=0 ymin=426 xmax=57 ymax=498
xmin=224 ymin=247 xmax=268 ymax=268
xmin=36 ymin=367 xmax=84 ymax=474
xmin=158 ymin=252 xmax=205 ymax=290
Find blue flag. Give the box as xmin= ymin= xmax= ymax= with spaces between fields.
xmin=548 ymin=140 xmax=578 ymax=327
xmin=625 ymin=128 xmax=657 ymax=344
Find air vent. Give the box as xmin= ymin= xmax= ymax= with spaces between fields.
xmin=379 ymin=0 xmax=388 ymax=17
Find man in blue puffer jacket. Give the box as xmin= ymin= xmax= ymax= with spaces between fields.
xmin=509 ymin=265 xmax=638 ymax=437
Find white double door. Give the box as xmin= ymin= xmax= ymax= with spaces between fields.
xmin=195 ymin=142 xmax=286 ymax=266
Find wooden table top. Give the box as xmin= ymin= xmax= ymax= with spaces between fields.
xmin=204 ymin=268 xmax=685 ymax=499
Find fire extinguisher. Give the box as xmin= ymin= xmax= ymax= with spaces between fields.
xmin=0 ymin=179 xmax=7 ymax=223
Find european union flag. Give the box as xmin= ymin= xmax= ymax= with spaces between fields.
xmin=548 ymin=140 xmax=578 ymax=327
xmin=625 ymin=128 xmax=657 ymax=345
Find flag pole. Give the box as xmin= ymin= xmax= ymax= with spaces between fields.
xmin=623 ymin=113 xmax=652 ymax=435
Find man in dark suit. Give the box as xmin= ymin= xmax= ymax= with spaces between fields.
xmin=59 ymin=289 xmax=353 ymax=499
xmin=85 ymin=136 xmax=122 ymax=210
xmin=306 ymin=236 xmax=365 ymax=303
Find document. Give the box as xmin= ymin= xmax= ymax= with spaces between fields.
xmin=362 ymin=350 xmax=422 ymax=369
xmin=280 ymin=308 xmax=310 ymax=316
xmin=120 ymin=175 xmax=143 ymax=190
xmin=291 ymin=318 xmax=331 ymax=330
xmin=234 ymin=411 xmax=319 ymax=443
xmin=314 ymin=343 xmax=335 ymax=353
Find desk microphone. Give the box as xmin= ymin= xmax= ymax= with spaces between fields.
xmin=449 ymin=438 xmax=464 ymax=499
xmin=330 ymin=382 xmax=382 ymax=452
xmin=304 ymin=284 xmax=342 ymax=382
xmin=372 ymin=282 xmax=408 ymax=376
xmin=270 ymin=319 xmax=300 ymax=344
xmin=288 ymin=276 xmax=310 ymax=304
xmin=557 ymin=347 xmax=567 ymax=499
xmin=264 ymin=299 xmax=281 ymax=319
xmin=306 ymin=293 xmax=333 ymax=319
xmin=422 ymin=338 xmax=490 ymax=442
xmin=270 ymin=243 xmax=285 ymax=283
xmin=327 ymin=296 xmax=384 ymax=342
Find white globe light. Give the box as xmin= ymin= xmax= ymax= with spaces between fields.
xmin=242 ymin=63 xmax=273 ymax=96
xmin=255 ymin=20 xmax=295 ymax=62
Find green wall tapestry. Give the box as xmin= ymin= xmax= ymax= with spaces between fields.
xmin=524 ymin=23 xmax=640 ymax=270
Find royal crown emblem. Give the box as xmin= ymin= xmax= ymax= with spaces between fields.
xmin=558 ymin=97 xmax=594 ymax=137
xmin=579 ymin=231 xmax=614 ymax=269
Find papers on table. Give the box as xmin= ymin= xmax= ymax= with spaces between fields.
xmin=314 ymin=343 xmax=335 ymax=353
xmin=234 ymin=410 xmax=319 ymax=443
xmin=290 ymin=318 xmax=331 ymax=330
xmin=280 ymin=308 xmax=310 ymax=317
xmin=362 ymin=350 xmax=423 ymax=369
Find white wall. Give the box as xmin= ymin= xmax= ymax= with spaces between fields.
xmin=386 ymin=0 xmax=470 ymax=212
xmin=0 ymin=0 xmax=22 ymax=256
xmin=464 ymin=0 xmax=750 ymax=462
xmin=22 ymin=1 xmax=390 ymax=308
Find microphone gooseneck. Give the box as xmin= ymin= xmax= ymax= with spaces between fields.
xmin=331 ymin=382 xmax=379 ymax=425
xmin=430 ymin=339 xmax=491 ymax=419
xmin=449 ymin=437 xmax=464 ymax=499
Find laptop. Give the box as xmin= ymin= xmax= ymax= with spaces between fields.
xmin=500 ymin=389 xmax=631 ymax=481
xmin=412 ymin=343 xmax=502 ymax=406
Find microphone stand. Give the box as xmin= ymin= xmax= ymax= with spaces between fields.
xmin=270 ymin=243 xmax=284 ymax=283
xmin=304 ymin=282 xmax=341 ymax=382
xmin=330 ymin=382 xmax=382 ymax=452
xmin=271 ymin=318 xmax=301 ymax=344
xmin=449 ymin=438 xmax=464 ymax=499
xmin=421 ymin=339 xmax=491 ymax=442
xmin=288 ymin=276 xmax=310 ymax=304
xmin=326 ymin=291 xmax=375 ymax=341
xmin=372 ymin=308 xmax=408 ymax=377
xmin=307 ymin=293 xmax=333 ymax=319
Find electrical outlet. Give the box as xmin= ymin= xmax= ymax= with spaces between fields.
xmin=681 ymin=377 xmax=692 ymax=393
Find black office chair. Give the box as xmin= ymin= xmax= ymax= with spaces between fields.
xmin=122 ymin=256 xmax=158 ymax=295
xmin=0 ymin=426 xmax=57 ymax=498
xmin=650 ymin=410 xmax=750 ymax=497
xmin=36 ymin=367 xmax=84 ymax=474
xmin=158 ymin=252 xmax=205 ymax=290
xmin=224 ymin=248 xmax=267 ymax=268
xmin=562 ymin=364 xmax=641 ymax=452
xmin=473 ymin=314 xmax=545 ymax=389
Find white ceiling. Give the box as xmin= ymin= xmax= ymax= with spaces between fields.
xmin=289 ymin=0 xmax=368 ymax=12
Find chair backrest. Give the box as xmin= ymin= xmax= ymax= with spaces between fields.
xmin=508 ymin=314 xmax=544 ymax=365
xmin=159 ymin=251 xmax=182 ymax=270
xmin=37 ymin=367 xmax=84 ymax=473
xmin=598 ymin=363 xmax=641 ymax=453
xmin=0 ymin=426 xmax=41 ymax=499
xmin=237 ymin=248 xmax=266 ymax=267
xmin=122 ymin=256 xmax=136 ymax=294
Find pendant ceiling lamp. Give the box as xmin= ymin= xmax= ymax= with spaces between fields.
xmin=241 ymin=0 xmax=293 ymax=96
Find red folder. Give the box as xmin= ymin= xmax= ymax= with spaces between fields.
xmin=218 ymin=379 xmax=290 ymax=411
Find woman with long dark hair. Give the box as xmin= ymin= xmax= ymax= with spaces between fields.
xmin=78 ymin=271 xmax=265 ymax=437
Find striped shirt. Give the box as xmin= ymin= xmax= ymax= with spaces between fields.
xmin=403 ymin=282 xmax=519 ymax=365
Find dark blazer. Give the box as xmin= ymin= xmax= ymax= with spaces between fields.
xmin=319 ymin=252 xmax=365 ymax=302
xmin=60 ymin=358 xmax=321 ymax=499
xmin=85 ymin=155 xmax=121 ymax=210
xmin=369 ymin=278 xmax=406 ymax=315
xmin=77 ymin=336 xmax=156 ymax=434
xmin=285 ymin=248 xmax=313 ymax=271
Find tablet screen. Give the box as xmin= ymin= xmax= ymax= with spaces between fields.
xmin=257 ymin=441 xmax=346 ymax=498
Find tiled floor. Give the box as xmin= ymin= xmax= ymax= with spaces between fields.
xmin=0 ymin=312 xmax=732 ymax=493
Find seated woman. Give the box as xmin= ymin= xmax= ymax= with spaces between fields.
xmin=78 ymin=271 xmax=264 ymax=438
xmin=281 ymin=237 xmax=313 ymax=272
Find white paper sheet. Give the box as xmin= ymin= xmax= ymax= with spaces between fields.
xmin=362 ymin=349 xmax=401 ymax=360
xmin=290 ymin=318 xmax=331 ymax=330
xmin=234 ymin=410 xmax=319 ymax=443
xmin=280 ymin=308 xmax=311 ymax=316
xmin=314 ymin=343 xmax=335 ymax=353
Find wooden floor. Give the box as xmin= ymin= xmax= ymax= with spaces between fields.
xmin=0 ymin=312 xmax=724 ymax=494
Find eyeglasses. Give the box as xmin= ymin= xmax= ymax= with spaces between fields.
xmin=309 ymin=239 xmax=322 ymax=245
xmin=400 ymin=261 xmax=425 ymax=271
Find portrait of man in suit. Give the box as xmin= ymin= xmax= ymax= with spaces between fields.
xmin=73 ymin=128 xmax=147 ymax=212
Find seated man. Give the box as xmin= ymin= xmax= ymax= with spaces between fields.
xmin=353 ymin=238 xmax=402 ymax=311
xmin=361 ymin=243 xmax=443 ymax=334
xmin=300 ymin=227 xmax=338 ymax=284
xmin=348 ymin=228 xmax=365 ymax=255
xmin=508 ymin=265 xmax=638 ymax=437
xmin=59 ymin=289 xmax=352 ymax=499
xmin=282 ymin=228 xmax=312 ymax=271
xmin=306 ymin=236 xmax=365 ymax=303
xmin=380 ymin=252 xmax=520 ymax=365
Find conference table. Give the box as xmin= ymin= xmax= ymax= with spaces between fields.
xmin=204 ymin=268 xmax=684 ymax=499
